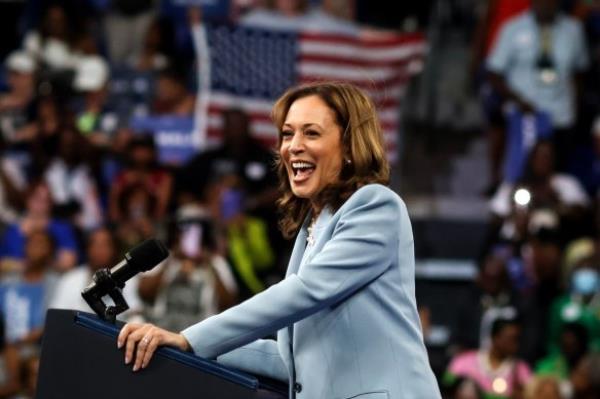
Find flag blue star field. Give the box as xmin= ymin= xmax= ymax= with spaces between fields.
xmin=199 ymin=24 xmax=427 ymax=162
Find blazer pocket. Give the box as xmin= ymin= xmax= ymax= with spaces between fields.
xmin=344 ymin=391 xmax=389 ymax=399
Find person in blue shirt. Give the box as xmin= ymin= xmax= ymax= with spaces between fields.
xmin=0 ymin=180 xmax=78 ymax=272
xmin=0 ymin=230 xmax=58 ymax=350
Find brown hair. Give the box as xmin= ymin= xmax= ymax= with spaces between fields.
xmin=273 ymin=82 xmax=390 ymax=239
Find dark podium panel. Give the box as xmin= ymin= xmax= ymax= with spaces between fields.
xmin=36 ymin=309 xmax=287 ymax=399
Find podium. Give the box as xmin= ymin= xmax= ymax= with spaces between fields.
xmin=36 ymin=309 xmax=287 ymax=399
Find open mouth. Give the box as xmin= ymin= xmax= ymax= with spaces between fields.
xmin=291 ymin=161 xmax=316 ymax=182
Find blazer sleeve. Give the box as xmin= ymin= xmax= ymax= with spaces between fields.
xmin=181 ymin=185 xmax=401 ymax=359
xmin=216 ymin=339 xmax=289 ymax=382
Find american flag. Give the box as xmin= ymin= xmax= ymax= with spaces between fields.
xmin=194 ymin=24 xmax=427 ymax=162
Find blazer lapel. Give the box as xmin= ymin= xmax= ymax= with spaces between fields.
xmin=286 ymin=217 xmax=309 ymax=277
xmin=278 ymin=216 xmax=310 ymax=389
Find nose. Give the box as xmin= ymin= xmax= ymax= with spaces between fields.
xmin=288 ymin=132 xmax=304 ymax=155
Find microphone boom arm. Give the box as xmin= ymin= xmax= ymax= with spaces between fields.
xmin=81 ymin=268 xmax=130 ymax=324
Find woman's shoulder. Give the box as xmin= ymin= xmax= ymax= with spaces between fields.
xmin=340 ymin=184 xmax=405 ymax=215
xmin=347 ymin=184 xmax=402 ymax=205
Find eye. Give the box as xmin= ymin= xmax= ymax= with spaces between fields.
xmin=305 ymin=130 xmax=319 ymax=137
xmin=280 ymin=130 xmax=293 ymax=140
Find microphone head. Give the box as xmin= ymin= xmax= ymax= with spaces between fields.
xmin=125 ymin=239 xmax=169 ymax=273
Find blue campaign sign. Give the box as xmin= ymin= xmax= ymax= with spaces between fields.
xmin=130 ymin=116 xmax=198 ymax=166
xmin=503 ymin=110 xmax=553 ymax=183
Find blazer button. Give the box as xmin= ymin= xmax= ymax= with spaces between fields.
xmin=293 ymin=382 xmax=302 ymax=393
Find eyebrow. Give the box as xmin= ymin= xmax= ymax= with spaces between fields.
xmin=282 ymin=123 xmax=323 ymax=130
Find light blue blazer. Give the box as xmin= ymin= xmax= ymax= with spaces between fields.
xmin=181 ymin=184 xmax=441 ymax=399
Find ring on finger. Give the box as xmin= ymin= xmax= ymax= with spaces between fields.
xmin=142 ymin=336 xmax=151 ymax=345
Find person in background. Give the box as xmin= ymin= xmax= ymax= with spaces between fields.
xmin=114 ymin=182 xmax=161 ymax=251
xmin=443 ymin=377 xmax=485 ymax=399
xmin=49 ymin=227 xmax=143 ymax=321
xmin=11 ymin=96 xmax=64 ymax=189
xmin=14 ymin=96 xmax=63 ymax=165
xmin=571 ymin=116 xmax=600 ymax=197
xmin=0 ymin=313 xmax=20 ymax=397
xmin=22 ymin=4 xmax=76 ymax=71
xmin=71 ymin=46 xmax=115 ymax=147
xmin=151 ymin=67 xmax=194 ymax=116
xmin=0 ymin=135 xmax=27 ymax=226
xmin=138 ymin=209 xmax=237 ymax=332
xmin=0 ymin=51 xmax=37 ymax=145
xmin=127 ymin=17 xmax=172 ymax=73
xmin=524 ymin=375 xmax=563 ymax=399
xmin=303 ymin=0 xmax=359 ymax=35
xmin=90 ymin=126 xmax=135 ymax=211
xmin=0 ymin=231 xmax=58 ymax=361
xmin=470 ymin=0 xmax=530 ymax=192
xmin=535 ymin=322 xmax=588 ymax=392
xmin=239 ymin=0 xmax=359 ymax=34
xmin=217 ymin=174 xmax=276 ymax=299
xmin=103 ymin=0 xmax=156 ymax=65
xmin=0 ymin=180 xmax=78 ymax=273
xmin=18 ymin=354 xmax=40 ymax=399
xmin=176 ymin=108 xmax=282 ymax=275
xmin=44 ymin=125 xmax=103 ymax=231
xmin=109 ymin=135 xmax=172 ymax=223
xmin=240 ymin=0 xmax=310 ymax=31
xmin=490 ymin=140 xmax=591 ymax=245
xmin=446 ymin=316 xmax=532 ymax=399
xmin=569 ymin=353 xmax=600 ymax=399
xmin=486 ymin=0 xmax=589 ymax=172
xmin=516 ymin=209 xmax=565 ymax=364
xmin=177 ymin=108 xmax=278 ymax=213
xmin=546 ymin=238 xmax=600 ymax=354
xmin=452 ymin=248 xmax=521 ymax=352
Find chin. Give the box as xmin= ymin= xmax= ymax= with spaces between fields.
xmin=289 ymin=182 xmax=315 ymax=199
xmin=291 ymin=187 xmax=312 ymax=199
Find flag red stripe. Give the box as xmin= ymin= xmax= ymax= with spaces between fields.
xmin=299 ymin=32 xmax=426 ymax=47
xmin=298 ymin=74 xmax=410 ymax=89
xmin=299 ymin=53 xmax=422 ymax=68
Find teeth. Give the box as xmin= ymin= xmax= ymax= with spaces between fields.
xmin=292 ymin=162 xmax=315 ymax=169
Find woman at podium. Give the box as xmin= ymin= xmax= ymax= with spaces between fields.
xmin=118 ymin=82 xmax=441 ymax=398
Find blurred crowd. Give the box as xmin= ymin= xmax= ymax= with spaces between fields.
xmin=0 ymin=0 xmax=599 ymax=399
xmin=439 ymin=1 xmax=600 ymax=399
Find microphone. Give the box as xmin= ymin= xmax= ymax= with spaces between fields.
xmin=109 ymin=238 xmax=169 ymax=285
xmin=82 ymin=239 xmax=169 ymax=322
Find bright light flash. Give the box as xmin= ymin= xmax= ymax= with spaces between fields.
xmin=513 ymin=188 xmax=531 ymax=207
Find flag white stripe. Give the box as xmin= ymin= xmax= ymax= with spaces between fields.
xmin=299 ymin=41 xmax=427 ymax=62
xmin=299 ymin=62 xmax=403 ymax=82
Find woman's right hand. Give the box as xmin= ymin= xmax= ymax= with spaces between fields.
xmin=117 ymin=323 xmax=191 ymax=372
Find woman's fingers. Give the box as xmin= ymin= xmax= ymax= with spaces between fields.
xmin=123 ymin=324 xmax=150 ymax=365
xmin=133 ymin=327 xmax=156 ymax=371
xmin=140 ymin=334 xmax=160 ymax=369
xmin=118 ymin=323 xmax=183 ymax=371
xmin=117 ymin=323 xmax=137 ymax=349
